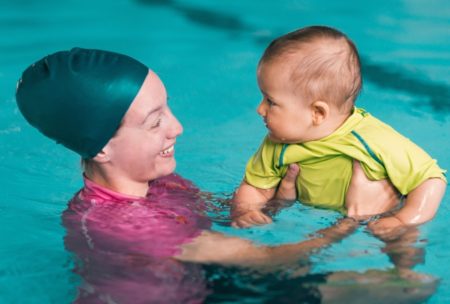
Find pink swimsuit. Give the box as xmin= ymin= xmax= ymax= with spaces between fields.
xmin=63 ymin=174 xmax=211 ymax=303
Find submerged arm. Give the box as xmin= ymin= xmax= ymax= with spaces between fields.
xmin=176 ymin=217 xmax=357 ymax=268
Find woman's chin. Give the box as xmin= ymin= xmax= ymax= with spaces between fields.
xmin=157 ymin=161 xmax=177 ymax=179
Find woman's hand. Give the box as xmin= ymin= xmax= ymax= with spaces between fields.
xmin=346 ymin=161 xmax=401 ymax=219
xmin=275 ymin=164 xmax=300 ymax=201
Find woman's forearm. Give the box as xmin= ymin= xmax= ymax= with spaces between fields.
xmin=177 ymin=218 xmax=357 ymax=267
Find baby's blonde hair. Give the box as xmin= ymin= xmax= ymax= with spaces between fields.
xmin=260 ymin=26 xmax=362 ymax=113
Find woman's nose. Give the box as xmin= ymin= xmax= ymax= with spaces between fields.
xmin=168 ymin=112 xmax=183 ymax=138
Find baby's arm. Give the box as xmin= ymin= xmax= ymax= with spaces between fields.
xmin=363 ymin=129 xmax=447 ymax=238
xmin=231 ymin=182 xmax=275 ymax=228
xmin=394 ymin=178 xmax=446 ymax=224
xmin=368 ymin=178 xmax=446 ymax=238
xmin=232 ymin=164 xmax=300 ymax=228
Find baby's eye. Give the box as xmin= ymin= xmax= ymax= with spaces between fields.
xmin=267 ymin=98 xmax=276 ymax=107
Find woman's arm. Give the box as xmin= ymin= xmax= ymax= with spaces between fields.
xmin=176 ymin=217 xmax=357 ymax=268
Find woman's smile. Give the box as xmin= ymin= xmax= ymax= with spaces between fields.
xmin=160 ymin=144 xmax=175 ymax=158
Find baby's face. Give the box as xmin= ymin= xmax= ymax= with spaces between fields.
xmin=256 ymin=59 xmax=316 ymax=144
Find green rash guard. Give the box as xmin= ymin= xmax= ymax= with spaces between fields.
xmin=245 ymin=107 xmax=446 ymax=211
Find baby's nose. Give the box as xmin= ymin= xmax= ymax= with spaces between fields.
xmin=256 ymin=101 xmax=266 ymax=117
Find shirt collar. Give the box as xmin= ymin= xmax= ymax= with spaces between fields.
xmin=81 ymin=175 xmax=148 ymax=202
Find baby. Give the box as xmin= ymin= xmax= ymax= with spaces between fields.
xmin=232 ymin=26 xmax=446 ymax=234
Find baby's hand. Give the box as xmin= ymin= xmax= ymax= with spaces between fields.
xmin=367 ymin=216 xmax=406 ymax=241
xmin=231 ymin=210 xmax=272 ymax=228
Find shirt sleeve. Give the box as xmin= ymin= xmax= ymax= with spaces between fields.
xmin=374 ymin=128 xmax=447 ymax=195
xmin=244 ymin=136 xmax=284 ymax=189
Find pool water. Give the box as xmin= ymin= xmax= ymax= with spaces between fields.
xmin=1 ymin=0 xmax=449 ymax=302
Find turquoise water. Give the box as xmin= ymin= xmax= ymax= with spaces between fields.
xmin=1 ymin=0 xmax=449 ymax=302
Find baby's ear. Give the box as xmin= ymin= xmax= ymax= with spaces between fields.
xmin=311 ymin=100 xmax=329 ymax=125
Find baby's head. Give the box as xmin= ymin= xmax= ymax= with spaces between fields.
xmin=256 ymin=26 xmax=362 ymax=143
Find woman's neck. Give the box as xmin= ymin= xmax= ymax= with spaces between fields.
xmin=84 ymin=166 xmax=150 ymax=198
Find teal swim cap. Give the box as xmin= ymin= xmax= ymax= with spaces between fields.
xmin=16 ymin=48 xmax=148 ymax=159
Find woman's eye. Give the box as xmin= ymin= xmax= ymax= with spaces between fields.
xmin=267 ymin=98 xmax=275 ymax=106
xmin=151 ymin=118 xmax=161 ymax=129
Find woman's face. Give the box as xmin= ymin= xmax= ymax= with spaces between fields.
xmin=105 ymin=71 xmax=183 ymax=183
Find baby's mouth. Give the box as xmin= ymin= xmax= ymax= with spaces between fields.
xmin=159 ymin=145 xmax=174 ymax=157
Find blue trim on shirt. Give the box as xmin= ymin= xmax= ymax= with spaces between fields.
xmin=351 ymin=130 xmax=384 ymax=166
xmin=278 ymin=144 xmax=289 ymax=168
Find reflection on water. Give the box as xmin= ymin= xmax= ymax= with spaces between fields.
xmin=318 ymin=269 xmax=438 ymax=304
xmin=205 ymin=267 xmax=437 ymax=304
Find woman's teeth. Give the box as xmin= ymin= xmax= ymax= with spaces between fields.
xmin=160 ymin=145 xmax=174 ymax=156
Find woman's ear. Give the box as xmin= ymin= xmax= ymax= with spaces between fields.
xmin=92 ymin=147 xmax=110 ymax=163
xmin=310 ymin=101 xmax=329 ymax=125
